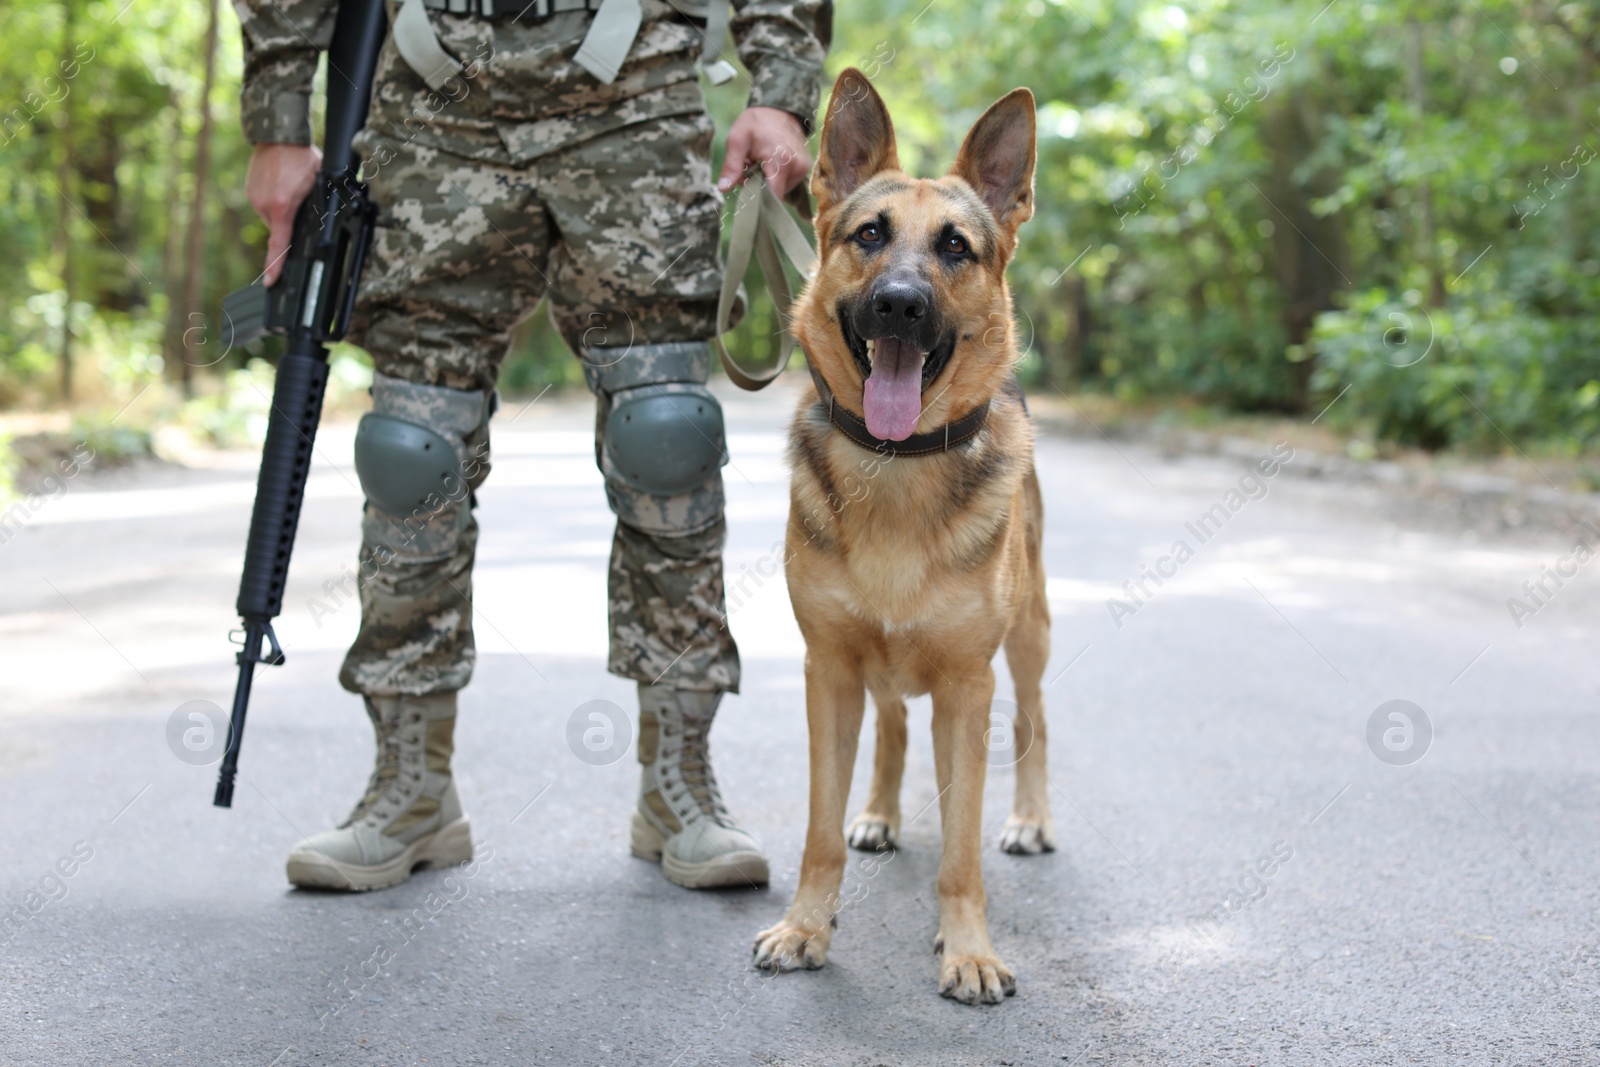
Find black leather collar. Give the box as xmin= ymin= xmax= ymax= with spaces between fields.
xmin=806 ymin=363 xmax=991 ymax=457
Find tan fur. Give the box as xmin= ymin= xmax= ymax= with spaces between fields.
xmin=753 ymin=70 xmax=1053 ymax=1006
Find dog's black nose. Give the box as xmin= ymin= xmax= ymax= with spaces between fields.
xmin=872 ymin=281 xmax=929 ymax=325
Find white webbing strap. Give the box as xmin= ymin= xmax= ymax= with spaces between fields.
xmin=714 ymin=173 xmax=817 ymax=391
xmin=394 ymin=0 xmax=463 ymax=91
xmin=699 ymin=0 xmax=736 ymax=84
xmin=573 ymin=0 xmax=641 ymax=84
xmin=399 ymin=0 xmax=731 ymax=91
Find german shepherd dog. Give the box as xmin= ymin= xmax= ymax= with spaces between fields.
xmin=752 ymin=70 xmax=1051 ymax=1005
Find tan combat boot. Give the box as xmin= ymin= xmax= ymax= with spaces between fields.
xmin=286 ymin=692 xmax=472 ymax=891
xmin=630 ymin=684 xmax=770 ymax=889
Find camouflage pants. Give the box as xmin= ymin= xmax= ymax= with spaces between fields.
xmin=338 ymin=110 xmax=740 ymax=698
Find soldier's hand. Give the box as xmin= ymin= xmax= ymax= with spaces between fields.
xmin=718 ymin=107 xmax=811 ymax=200
xmin=247 ymin=143 xmax=322 ymax=287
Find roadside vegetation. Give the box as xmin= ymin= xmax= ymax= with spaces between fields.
xmin=1 ymin=1 xmax=1595 ymax=496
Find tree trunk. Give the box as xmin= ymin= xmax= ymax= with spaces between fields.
xmin=1063 ymin=273 xmax=1091 ymax=385
xmin=179 ymin=0 xmax=220 ymax=398
xmin=78 ymin=113 xmax=135 ymax=312
xmin=1261 ymin=92 xmax=1352 ymax=410
xmin=1568 ymin=25 xmax=1595 ymax=266
xmin=162 ymin=104 xmax=188 ymax=374
xmin=1406 ymin=19 xmax=1447 ymax=308
xmin=57 ymin=0 xmax=76 ymax=403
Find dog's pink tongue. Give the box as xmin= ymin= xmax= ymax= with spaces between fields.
xmin=862 ymin=337 xmax=926 ymax=441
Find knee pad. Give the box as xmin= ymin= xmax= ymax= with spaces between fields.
xmin=606 ymin=383 xmax=725 ymax=494
xmin=355 ymin=372 xmax=494 ymax=561
xmin=586 ymin=341 xmax=728 ymax=537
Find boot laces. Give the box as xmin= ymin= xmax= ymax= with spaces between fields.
xmin=343 ymin=710 xmax=425 ymax=826
xmin=663 ymin=716 xmax=732 ymax=827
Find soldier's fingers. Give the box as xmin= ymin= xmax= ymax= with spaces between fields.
xmin=718 ymin=124 xmax=753 ymax=192
xmin=263 ymin=214 xmax=294 ymax=287
xmin=772 ymin=148 xmax=812 ymax=200
xmin=762 ymin=147 xmax=794 ymax=198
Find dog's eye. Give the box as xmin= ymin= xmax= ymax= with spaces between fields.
xmin=944 ymin=234 xmax=970 ymax=256
xmin=856 ymin=223 xmax=882 ymax=243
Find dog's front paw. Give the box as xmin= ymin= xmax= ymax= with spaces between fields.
xmin=847 ymin=812 xmax=898 ymax=852
xmin=998 ymin=814 xmax=1056 ymax=855
xmin=753 ymin=919 xmax=831 ymax=972
xmin=937 ymin=952 xmax=1016 ymax=1005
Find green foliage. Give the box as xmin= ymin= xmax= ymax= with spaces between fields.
xmin=2 ymin=0 xmax=1597 ymax=456
xmin=69 ymin=419 xmax=152 ymax=464
xmin=1313 ymin=289 xmax=1600 ymax=452
xmin=830 ymin=0 xmax=1600 ymax=450
xmin=499 ymin=305 xmax=588 ymax=395
xmin=0 ymin=0 xmax=257 ymax=406
xmin=172 ymin=346 xmax=373 ymax=449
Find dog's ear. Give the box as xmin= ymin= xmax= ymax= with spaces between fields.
xmin=812 ymin=68 xmax=900 ymax=217
xmin=948 ymin=88 xmax=1037 ymax=247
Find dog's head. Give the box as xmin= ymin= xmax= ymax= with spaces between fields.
xmin=793 ymin=69 xmax=1036 ymax=442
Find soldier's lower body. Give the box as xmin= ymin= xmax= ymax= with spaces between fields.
xmin=283 ymin=109 xmax=768 ymax=892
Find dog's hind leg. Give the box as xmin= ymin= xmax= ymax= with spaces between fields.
xmin=753 ymin=640 xmax=866 ymax=973
xmin=1000 ymin=470 xmax=1056 ymax=856
xmin=847 ymin=686 xmax=907 ymax=852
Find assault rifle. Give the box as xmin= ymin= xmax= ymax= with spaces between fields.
xmin=213 ymin=0 xmax=387 ymax=807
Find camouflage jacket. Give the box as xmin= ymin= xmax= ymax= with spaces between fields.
xmin=238 ymin=0 xmax=828 ymax=164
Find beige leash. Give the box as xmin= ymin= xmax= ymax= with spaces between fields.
xmin=714 ymin=173 xmax=817 ymax=391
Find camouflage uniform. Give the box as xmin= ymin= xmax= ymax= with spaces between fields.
xmin=237 ymin=0 xmax=825 ymax=699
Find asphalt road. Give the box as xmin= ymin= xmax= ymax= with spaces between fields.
xmin=1 ymin=378 xmax=1597 ymax=1066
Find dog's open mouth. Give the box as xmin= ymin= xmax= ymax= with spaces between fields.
xmin=840 ymin=317 xmax=956 ymax=441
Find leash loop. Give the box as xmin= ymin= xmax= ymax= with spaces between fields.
xmin=714 ymin=172 xmax=816 ymax=391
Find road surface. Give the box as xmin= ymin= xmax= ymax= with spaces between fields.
xmin=1 ymin=378 xmax=1596 ymax=1065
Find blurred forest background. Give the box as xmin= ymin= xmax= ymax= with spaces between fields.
xmin=1 ymin=0 xmax=1597 ymax=481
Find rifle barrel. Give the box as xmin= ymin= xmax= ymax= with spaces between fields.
xmin=214 ymin=621 xmax=267 ymax=808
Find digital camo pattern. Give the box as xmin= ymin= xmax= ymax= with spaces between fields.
xmin=359 ymin=371 xmax=492 ymax=565
xmin=336 ymin=109 xmax=753 ymax=696
xmin=239 ymin=0 xmax=821 ymax=698
xmin=342 ymin=375 xmax=493 ymax=696
xmin=234 ymin=0 xmax=335 ymax=145
xmin=235 ymin=0 xmax=825 ymax=153
xmin=342 ymin=463 xmax=740 ymax=695
xmin=369 ymin=370 xmax=493 ymax=470
xmin=340 ymin=515 xmax=480 ymax=696
xmin=347 ymin=111 xmax=727 ymax=391
xmin=580 ymin=339 xmax=711 ymax=393
xmin=610 ymin=519 xmax=740 ymax=693
xmin=587 ymin=344 xmax=736 ymax=690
